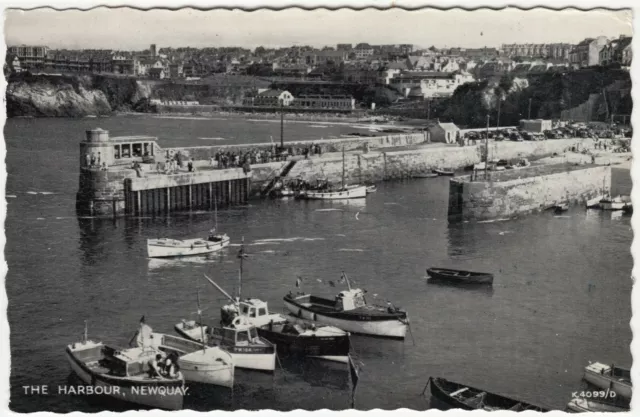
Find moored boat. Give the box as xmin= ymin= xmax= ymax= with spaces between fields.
xmin=283 ymin=272 xmax=409 ymax=339
xmin=586 ymin=195 xmax=604 ymax=209
xmin=301 ymin=148 xmax=367 ymax=200
xmin=426 ymin=268 xmax=494 ymax=285
xmin=65 ymin=325 xmax=185 ymax=410
xmin=427 ymin=377 xmax=549 ymax=411
xmin=134 ymin=321 xmax=234 ymax=388
xmin=432 ymin=168 xmax=455 ymax=176
xmin=413 ymin=172 xmax=439 ymax=179
xmin=599 ymin=196 xmax=626 ymax=211
xmin=175 ymin=318 xmax=276 ymax=372
xmin=553 ymin=204 xmax=569 ymax=214
xmin=583 ymin=362 xmax=631 ymax=400
xmin=147 ymin=234 xmax=230 ymax=258
xmin=220 ymin=298 xmax=351 ymax=363
xmin=366 ymin=185 xmax=377 ymax=193
xmin=566 ymin=398 xmax=629 ymax=413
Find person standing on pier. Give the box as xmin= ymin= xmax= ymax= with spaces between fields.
xmin=187 ymin=158 xmax=194 ymax=172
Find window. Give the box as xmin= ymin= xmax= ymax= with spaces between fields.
xmin=132 ymin=143 xmax=142 ymax=157
xmin=236 ymin=331 xmax=249 ymax=344
xmin=249 ymin=308 xmax=256 ymax=318
xmin=258 ymin=308 xmax=267 ymax=316
xmin=241 ymin=305 xmax=249 ymax=315
xmin=121 ymin=144 xmax=131 ymax=158
xmin=114 ymin=145 xmax=121 ymax=159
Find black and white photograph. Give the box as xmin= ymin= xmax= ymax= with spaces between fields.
xmin=2 ymin=4 xmax=635 ymax=413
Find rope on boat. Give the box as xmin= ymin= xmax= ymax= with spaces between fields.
xmin=420 ymin=378 xmax=431 ymax=396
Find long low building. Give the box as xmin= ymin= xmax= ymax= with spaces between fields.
xmin=294 ymin=94 xmax=355 ymax=110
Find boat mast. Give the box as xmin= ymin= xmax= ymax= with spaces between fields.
xmin=342 ymin=147 xmax=346 ymax=190
xmin=83 ymin=320 xmax=88 ymax=343
xmin=342 ymin=271 xmax=352 ymax=291
xmin=238 ymin=236 xmax=244 ymax=301
xmin=214 ymin=194 xmax=218 ymax=231
xmin=196 ymin=291 xmax=206 ymax=352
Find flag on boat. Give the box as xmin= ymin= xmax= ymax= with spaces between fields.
xmin=348 ymin=354 xmax=360 ymax=408
xmin=295 ymin=277 xmax=302 ymax=288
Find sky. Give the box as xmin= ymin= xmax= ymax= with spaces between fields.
xmin=4 ymin=7 xmax=633 ymax=50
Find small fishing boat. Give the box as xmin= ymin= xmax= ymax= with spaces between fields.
xmin=432 ymin=168 xmax=455 ymax=177
xmin=146 ymin=234 xmax=230 ymax=258
xmin=413 ymin=172 xmax=439 ymax=179
xmin=134 ymin=320 xmax=234 ymax=388
xmin=365 ymin=185 xmax=377 ymax=193
xmin=283 ymin=272 xmax=409 ymax=339
xmin=66 ymin=323 xmax=185 ymax=410
xmin=220 ymin=298 xmax=351 ymax=363
xmin=599 ymin=196 xmax=626 ymax=211
xmin=147 ymin=198 xmax=229 ymax=258
xmin=583 ymin=362 xmax=631 ymax=400
xmin=176 ymin=319 xmax=276 ymax=372
xmin=301 ymin=148 xmax=367 ymax=200
xmin=426 ymin=268 xmax=494 ymax=285
xmin=427 ymin=377 xmax=549 ymax=411
xmin=566 ymin=398 xmax=629 ymax=413
xmin=553 ymin=204 xmax=569 ymax=214
xmin=201 ymin=242 xmax=352 ymax=363
xmin=586 ymin=195 xmax=604 ymax=209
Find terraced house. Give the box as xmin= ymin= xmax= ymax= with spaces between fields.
xmin=599 ymin=35 xmax=633 ymax=67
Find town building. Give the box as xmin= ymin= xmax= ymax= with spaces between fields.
xmin=520 ymin=119 xmax=552 ymax=133
xmin=354 ymin=43 xmax=375 ymax=59
xmin=501 ymin=43 xmax=573 ymax=60
xmin=305 ymin=50 xmax=349 ymax=66
xmin=168 ymin=62 xmax=184 ymax=78
xmin=294 ymin=94 xmax=356 ymax=110
xmin=7 ymin=45 xmax=49 ymax=69
xmin=428 ymin=122 xmax=460 ymax=144
xmin=252 ymin=90 xmax=295 ymax=107
xmin=272 ymin=63 xmax=310 ymax=77
xmin=599 ymin=36 xmax=633 ymax=66
xmin=336 ymin=44 xmax=353 ymax=51
xmin=148 ymin=67 xmax=166 ymax=79
xmin=569 ymin=36 xmax=609 ymax=68
xmin=389 ymin=71 xmax=475 ymax=98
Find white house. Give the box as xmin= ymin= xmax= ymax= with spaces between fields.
xmin=428 ymin=122 xmax=460 ymax=144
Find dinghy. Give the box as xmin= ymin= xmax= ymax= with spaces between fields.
xmin=427 ymin=377 xmax=549 ymax=411
xmin=65 ymin=323 xmax=185 ymax=410
xmin=553 ymin=204 xmax=569 ymax=214
xmin=426 ymin=268 xmax=494 ymax=285
xmin=566 ymin=398 xmax=629 ymax=413
xmin=586 ymin=195 xmax=604 ymax=209
xmin=413 ymin=172 xmax=439 ymax=179
xmin=134 ymin=320 xmax=234 ymax=388
xmin=283 ymin=272 xmax=409 ymax=339
xmin=366 ymin=185 xmax=377 ymax=194
xmin=583 ymin=362 xmax=631 ymax=400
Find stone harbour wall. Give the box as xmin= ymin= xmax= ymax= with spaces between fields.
xmin=447 ymin=165 xmax=612 ymax=222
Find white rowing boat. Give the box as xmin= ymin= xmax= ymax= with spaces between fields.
xmin=147 ymin=234 xmax=229 ymax=258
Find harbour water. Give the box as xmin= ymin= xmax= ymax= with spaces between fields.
xmin=5 ymin=115 xmax=633 ymax=411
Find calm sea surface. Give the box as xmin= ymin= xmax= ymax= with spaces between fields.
xmin=5 ymin=115 xmax=633 ymax=412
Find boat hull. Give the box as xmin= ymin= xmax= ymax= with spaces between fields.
xmin=284 ymin=299 xmax=407 ymax=339
xmin=66 ymin=348 xmax=184 ymax=410
xmin=599 ymin=201 xmax=626 ymax=211
xmin=583 ymin=370 xmax=632 ymax=400
xmin=427 ymin=268 xmax=494 ymax=285
xmin=302 ymin=186 xmax=367 ymax=200
xmin=147 ymin=236 xmax=230 ymax=258
xmin=257 ymin=326 xmax=350 ymax=363
xmin=178 ymin=357 xmax=234 ymax=388
xmin=433 ymin=169 xmax=454 ymax=176
xmin=566 ymin=399 xmax=628 ymax=413
xmin=175 ymin=324 xmax=276 ymax=372
xmin=429 ymin=377 xmax=548 ymax=411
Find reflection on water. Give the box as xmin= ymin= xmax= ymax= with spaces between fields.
xmin=425 ymin=278 xmax=495 ymax=297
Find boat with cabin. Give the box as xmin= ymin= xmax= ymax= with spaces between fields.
xmin=599 ymin=196 xmax=627 ymax=211
xmin=197 ymin=245 xmax=351 ymax=363
xmin=583 ymin=362 xmax=631 ymax=400
xmin=65 ymin=323 xmax=185 ymax=410
xmin=175 ymin=318 xmax=276 ymax=372
xmin=134 ymin=320 xmax=234 ymax=388
xmin=426 ymin=268 xmax=494 ymax=285
xmin=427 ymin=377 xmax=549 ymax=411
xmin=283 ymin=272 xmax=409 ymax=339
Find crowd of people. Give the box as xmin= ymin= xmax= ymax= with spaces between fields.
xmin=211 ymin=143 xmax=324 ymax=169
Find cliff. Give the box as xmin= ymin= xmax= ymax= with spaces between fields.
xmin=436 ymin=67 xmax=632 ymax=128
xmin=6 ymin=73 xmax=152 ymax=117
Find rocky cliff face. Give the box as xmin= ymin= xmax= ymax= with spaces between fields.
xmin=6 ymin=73 xmax=152 ymax=117
xmin=7 ymin=75 xmax=111 ymax=117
